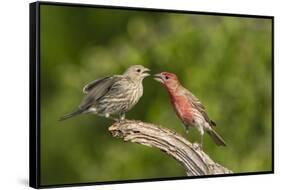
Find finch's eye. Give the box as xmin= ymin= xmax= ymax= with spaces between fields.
xmin=165 ymin=76 xmax=169 ymax=80
xmin=136 ymin=69 xmax=141 ymax=73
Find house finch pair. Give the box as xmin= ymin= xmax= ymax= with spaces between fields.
xmin=60 ymin=65 xmax=225 ymax=147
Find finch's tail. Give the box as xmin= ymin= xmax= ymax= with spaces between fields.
xmin=59 ymin=109 xmax=84 ymax=121
xmin=207 ymin=129 xmax=226 ymax=146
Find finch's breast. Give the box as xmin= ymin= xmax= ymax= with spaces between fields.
xmin=97 ymin=80 xmax=142 ymax=114
xmin=170 ymin=95 xmax=194 ymax=125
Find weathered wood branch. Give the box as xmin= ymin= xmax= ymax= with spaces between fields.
xmin=109 ymin=120 xmax=232 ymax=176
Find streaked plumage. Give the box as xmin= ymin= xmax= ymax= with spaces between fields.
xmin=154 ymin=72 xmax=226 ymax=147
xmin=60 ymin=65 xmax=150 ymax=121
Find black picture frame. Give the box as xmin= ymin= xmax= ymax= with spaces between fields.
xmin=29 ymin=1 xmax=274 ymax=188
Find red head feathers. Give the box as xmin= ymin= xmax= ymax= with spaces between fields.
xmin=154 ymin=72 xmax=180 ymax=92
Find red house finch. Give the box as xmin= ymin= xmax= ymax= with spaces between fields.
xmin=154 ymin=72 xmax=226 ymax=147
xmin=60 ymin=65 xmax=150 ymax=121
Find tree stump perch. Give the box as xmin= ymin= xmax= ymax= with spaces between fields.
xmin=109 ymin=120 xmax=232 ymax=176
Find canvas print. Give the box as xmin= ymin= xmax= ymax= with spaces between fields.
xmin=30 ymin=1 xmax=273 ymax=188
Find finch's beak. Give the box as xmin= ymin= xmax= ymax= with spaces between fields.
xmin=154 ymin=73 xmax=163 ymax=83
xmin=142 ymin=68 xmax=150 ymax=77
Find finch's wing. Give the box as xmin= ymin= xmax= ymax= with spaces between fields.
xmin=79 ymin=76 xmax=122 ymax=110
xmin=184 ymin=89 xmax=216 ymax=127
xmin=83 ymin=76 xmax=111 ymax=94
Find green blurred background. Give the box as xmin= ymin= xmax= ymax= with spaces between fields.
xmin=40 ymin=4 xmax=272 ymax=186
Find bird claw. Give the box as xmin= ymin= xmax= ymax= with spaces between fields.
xmin=119 ymin=114 xmax=126 ymax=121
xmin=117 ymin=119 xmax=127 ymax=124
xmin=192 ymin=143 xmax=203 ymax=151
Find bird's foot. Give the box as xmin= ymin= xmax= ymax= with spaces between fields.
xmin=199 ymin=143 xmax=203 ymax=150
xmin=192 ymin=142 xmax=203 ymax=151
xmin=116 ymin=113 xmax=127 ymax=123
xmin=117 ymin=118 xmax=127 ymax=124
xmin=120 ymin=115 xmax=125 ymax=121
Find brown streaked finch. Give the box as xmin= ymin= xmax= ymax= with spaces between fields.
xmin=59 ymin=65 xmax=150 ymax=121
xmin=154 ymin=72 xmax=226 ymax=147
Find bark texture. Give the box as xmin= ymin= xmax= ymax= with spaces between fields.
xmin=109 ymin=120 xmax=232 ymax=176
